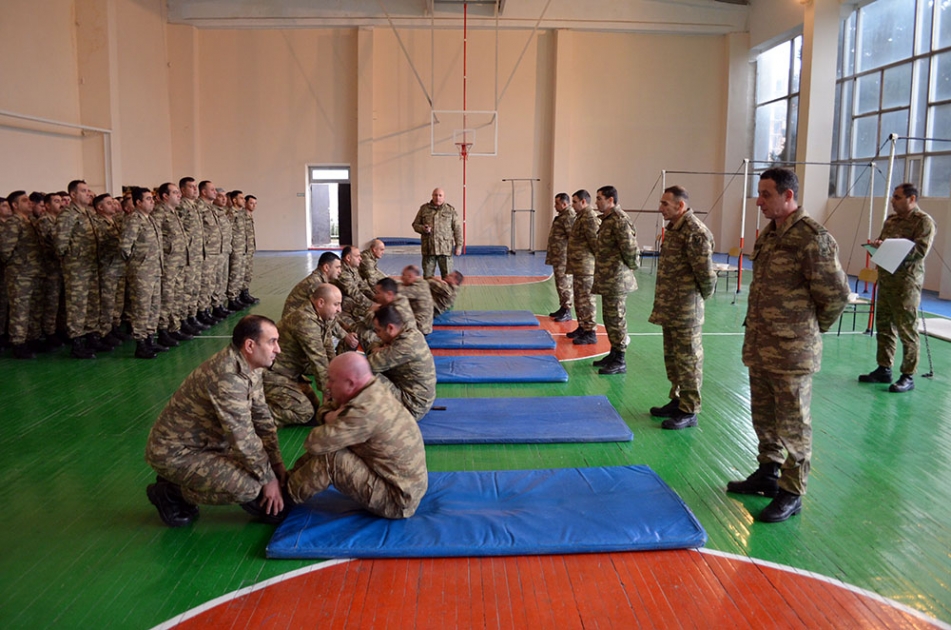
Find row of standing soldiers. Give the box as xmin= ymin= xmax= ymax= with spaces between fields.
xmin=0 ymin=178 xmax=258 ymax=360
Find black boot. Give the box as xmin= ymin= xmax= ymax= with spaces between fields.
xmin=228 ymin=297 xmax=246 ymax=312
xmin=566 ymin=326 xmax=583 ymax=339
xmin=189 ymin=315 xmax=210 ymax=330
xmin=727 ymin=463 xmax=780 ymax=497
xmin=149 ymin=334 xmax=170 ymax=352
xmin=650 ymin=398 xmax=682 ymax=418
xmin=759 ymin=489 xmax=802 ymax=523
xmin=197 ymin=309 xmax=217 ymax=326
xmin=598 ymin=350 xmax=626 ymax=375
xmin=553 ymin=308 xmax=571 ymax=322
xmin=171 ymin=328 xmax=194 ymax=342
xmin=157 ymin=329 xmax=180 ymax=348
xmin=12 ymin=343 xmax=36 ymax=359
xmin=242 ymin=289 xmax=260 ymax=305
xmin=572 ymin=330 xmax=598 ymax=345
xmin=592 ymin=349 xmax=616 ymax=367
xmin=858 ymin=365 xmax=892 ymax=383
xmin=146 ymin=482 xmax=196 ymax=527
xmin=181 ymin=318 xmax=202 ymax=335
xmin=212 ymin=305 xmax=231 ymax=319
xmin=87 ymin=332 xmax=113 ymax=352
xmin=135 ymin=338 xmax=158 ymax=359
xmin=70 ymin=336 xmax=96 ymax=359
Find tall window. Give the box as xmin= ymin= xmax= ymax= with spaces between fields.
xmin=832 ymin=0 xmax=951 ymax=197
xmin=753 ymin=35 xmax=802 ymax=176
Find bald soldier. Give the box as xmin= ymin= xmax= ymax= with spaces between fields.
xmin=399 ymin=265 xmax=434 ymax=335
xmin=359 ymin=238 xmax=388 ymax=286
xmin=287 ymin=352 xmax=429 ymax=519
xmin=145 ymin=315 xmax=288 ymax=527
xmin=264 ymin=284 xmax=352 ymax=427
xmin=365 ymin=304 xmax=436 ymax=421
xmin=412 ymin=187 xmax=462 ymax=279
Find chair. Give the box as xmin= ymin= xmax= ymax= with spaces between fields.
xmin=837 ymin=267 xmax=877 ymax=336
xmin=714 ymin=247 xmax=741 ymax=292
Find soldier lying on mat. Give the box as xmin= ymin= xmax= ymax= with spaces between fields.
xmin=287 ymin=352 xmax=428 ymax=519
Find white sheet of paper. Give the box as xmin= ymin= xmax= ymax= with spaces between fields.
xmin=871 ymin=238 xmax=915 ymax=274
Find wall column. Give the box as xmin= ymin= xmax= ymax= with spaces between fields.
xmin=354 ymin=26 xmax=375 ymax=246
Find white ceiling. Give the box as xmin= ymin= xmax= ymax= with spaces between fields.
xmin=166 ymin=0 xmax=750 ymax=35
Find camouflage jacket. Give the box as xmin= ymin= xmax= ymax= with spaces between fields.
xmin=90 ymin=213 xmax=122 ymax=270
xmin=308 ymin=377 xmax=428 ymax=516
xmin=593 ymin=207 xmax=639 ymax=296
xmin=152 ymin=202 xmax=188 ymax=268
xmin=412 ymin=202 xmax=462 ymax=256
xmin=648 ymin=209 xmax=716 ymax=328
xmin=145 ymin=344 xmax=283 ymax=486
xmin=177 ymin=199 xmax=204 ymax=264
xmin=365 ymin=327 xmax=435 ymax=420
xmin=230 ymin=208 xmax=248 ymax=256
xmin=54 ymin=203 xmax=99 ymax=262
xmin=216 ymin=206 xmax=234 ymax=256
xmin=876 ymin=206 xmax=935 ymax=291
xmin=359 ymin=248 xmax=387 ymax=285
xmin=267 ymin=303 xmax=337 ymax=391
xmin=335 ymin=264 xmax=375 ymax=319
xmin=428 ymin=277 xmax=458 ymax=316
xmin=545 ymin=208 xmax=576 ymax=267
xmin=246 ymin=212 xmax=256 ymax=255
xmin=33 ymin=214 xmax=60 ymax=270
xmin=566 ymin=206 xmax=600 ymax=276
xmin=199 ymin=199 xmax=223 ymax=256
xmin=742 ymin=208 xmax=849 ymax=374
xmin=0 ymin=213 xmax=43 ymax=275
xmin=400 ymin=277 xmax=434 ymax=334
xmin=119 ymin=210 xmax=164 ymax=275
xmin=283 ymin=268 xmax=332 ymax=318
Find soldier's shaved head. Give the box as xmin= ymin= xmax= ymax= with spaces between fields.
xmin=311 ymin=284 xmax=342 ymax=321
xmin=327 ymin=352 xmax=373 ymax=405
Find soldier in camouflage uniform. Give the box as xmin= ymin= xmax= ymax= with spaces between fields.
xmin=545 ymin=192 xmax=576 ymax=322
xmin=647 ymin=186 xmax=717 ymax=430
xmin=177 ymin=177 xmax=206 ymax=333
xmin=241 ymin=195 xmax=259 ymax=304
xmin=592 ymin=186 xmax=639 ymax=375
xmin=0 ymin=197 xmax=11 ymax=349
xmin=226 ymin=190 xmax=248 ymax=310
xmin=119 ymin=188 xmax=164 ymax=359
xmin=214 ymin=189 xmax=234 ymax=317
xmin=565 ymin=190 xmax=601 ymax=345
xmin=287 ymin=352 xmax=428 ymax=519
xmin=360 ymin=239 xmax=388 ymax=286
xmin=334 ymin=245 xmax=376 ymax=333
xmin=728 ymin=168 xmax=849 ymax=524
xmin=412 ymin=188 xmax=462 ymax=279
xmin=33 ymin=193 xmax=66 ymax=348
xmin=368 ymin=277 xmax=418 ymax=338
xmin=400 ymin=265 xmax=434 ymax=334
xmin=54 ymin=180 xmax=101 ymax=359
xmin=0 ymin=191 xmax=44 ymax=358
xmin=264 ymin=284 xmax=352 ymax=427
xmin=197 ymin=180 xmax=224 ymax=324
xmin=858 ymin=183 xmax=935 ymax=393
xmin=428 ymin=270 xmax=464 ymax=317
xmin=365 ymin=304 xmax=436 ymax=420
xmin=283 ymin=251 xmax=342 ymax=318
xmin=152 ymin=183 xmax=191 ymax=345
xmin=145 ymin=315 xmax=288 ymax=527
xmin=89 ymin=194 xmax=124 ymax=351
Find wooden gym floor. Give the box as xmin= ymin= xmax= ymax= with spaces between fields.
xmin=1 ymin=249 xmax=949 ymax=629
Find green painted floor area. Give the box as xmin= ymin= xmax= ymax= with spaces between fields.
xmin=1 ymin=252 xmax=950 ymax=628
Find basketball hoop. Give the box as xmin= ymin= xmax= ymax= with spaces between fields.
xmin=455 ymin=142 xmax=473 ymax=160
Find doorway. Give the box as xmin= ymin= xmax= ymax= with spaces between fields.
xmin=307 ymin=166 xmax=351 ymax=248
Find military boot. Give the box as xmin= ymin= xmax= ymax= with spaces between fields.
xmin=171 ymin=328 xmax=194 ymax=342
xmin=157 ymin=329 xmax=180 ymax=348
xmin=572 ymin=330 xmax=598 ymax=345
xmin=135 ymin=338 xmax=158 ymax=359
xmin=70 ymin=336 xmax=96 ymax=359
xmin=726 ymin=463 xmax=780 ymax=497
xmin=12 ymin=344 xmax=36 ymax=359
xmin=197 ymin=309 xmax=217 ymax=326
xmin=212 ymin=305 xmax=231 ymax=319
xmin=598 ymin=350 xmax=626 ymax=375
xmin=228 ymin=297 xmax=246 ymax=312
xmin=149 ymin=334 xmax=170 ymax=352
xmin=592 ymin=349 xmax=616 ymax=367
xmin=86 ymin=332 xmax=113 ymax=353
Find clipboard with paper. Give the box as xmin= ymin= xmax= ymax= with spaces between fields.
xmin=861 ymin=238 xmax=915 ymax=274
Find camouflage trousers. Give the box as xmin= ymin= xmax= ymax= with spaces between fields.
xmin=376 ymin=373 xmax=433 ymax=421
xmin=875 ymin=285 xmax=921 ymax=375
xmin=601 ymin=294 xmax=628 ymax=351
xmin=127 ymin=270 xmax=161 ymax=340
xmin=243 ymin=252 xmax=255 ymax=288
xmin=214 ymin=253 xmax=230 ymax=306
xmin=182 ymin=260 xmax=202 ymax=317
xmin=263 ymin=371 xmax=321 ymax=427
xmin=98 ymin=260 xmax=124 ymax=335
xmin=0 ymin=265 xmax=7 ymax=336
xmin=422 ymin=255 xmax=452 ymax=279
xmin=160 ymin=262 xmax=186 ymax=331
xmin=288 ymin=448 xmax=421 ymax=518
xmin=199 ymin=254 xmax=221 ymax=309
xmin=662 ymin=325 xmax=704 ymax=414
xmin=146 ymin=446 xmax=264 ymax=505
xmin=62 ymin=257 xmax=100 ymax=339
xmin=4 ymin=270 xmax=41 ymax=345
xmin=572 ymin=274 xmax=597 ymax=332
xmin=748 ymin=369 xmax=813 ymax=495
xmin=226 ymin=252 xmax=246 ymax=300
xmin=552 ymin=263 xmax=573 ymax=310
xmin=30 ymin=266 xmax=62 ymax=337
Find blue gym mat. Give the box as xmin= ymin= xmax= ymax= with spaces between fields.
xmin=435 ymin=355 xmax=568 ymax=383
xmin=427 ymin=329 xmax=555 ymax=350
xmin=266 ymin=465 xmax=707 ymax=559
xmin=461 ymin=245 xmax=509 ymax=255
xmin=419 ymin=395 xmax=632 ymax=444
xmin=433 ymin=310 xmax=540 ymax=327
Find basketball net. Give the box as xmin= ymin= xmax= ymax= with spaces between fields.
xmin=455 ymin=142 xmax=473 ymax=161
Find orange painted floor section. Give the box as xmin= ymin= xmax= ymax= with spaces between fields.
xmin=171 ymin=550 xmax=940 ymax=629
xmin=431 ymin=315 xmax=612 ymax=360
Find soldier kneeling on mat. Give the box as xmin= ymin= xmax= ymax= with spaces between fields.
xmin=144 ymin=315 xmax=291 ymax=527
xmin=287 ymin=352 xmax=428 ymax=519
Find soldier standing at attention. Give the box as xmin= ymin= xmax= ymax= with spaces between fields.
xmin=0 ymin=191 xmax=44 ymax=359
xmin=412 ymin=187 xmax=462 ymax=279
xmin=858 ymin=183 xmax=935 ymax=393
xmin=727 ymin=168 xmax=849 ymax=523
xmin=226 ymin=190 xmax=248 ymax=311
xmin=214 ymin=188 xmax=234 ymax=319
xmin=287 ymin=352 xmax=428 ymax=519
xmin=647 ymin=186 xmax=717 ymax=430
xmin=545 ymin=192 xmax=576 ymax=322
xmin=152 ymin=183 xmax=192 ymax=345
xmin=177 ymin=177 xmax=206 ymax=334
xmin=565 ymin=190 xmax=600 ymax=345
xmin=89 ymin=194 xmax=123 ymax=352
xmin=197 ymin=180 xmax=224 ymax=324
xmin=145 ymin=315 xmax=288 ymax=528
xmin=54 ymin=180 xmax=101 ymax=359
xmin=365 ymin=304 xmax=436 ymax=421
xmin=360 ymin=238 xmax=388 ymax=286
xmin=119 ymin=187 xmax=164 ymax=359
xmin=592 ymin=186 xmax=640 ymax=375
xmin=241 ymin=195 xmax=259 ymax=305
xmin=35 ymin=193 xmax=66 ymax=349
